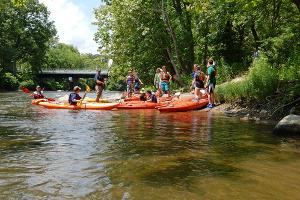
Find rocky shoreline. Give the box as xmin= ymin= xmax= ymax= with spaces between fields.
xmin=208 ymin=102 xmax=300 ymax=135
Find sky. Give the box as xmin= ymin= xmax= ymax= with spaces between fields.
xmin=39 ymin=0 xmax=103 ymax=54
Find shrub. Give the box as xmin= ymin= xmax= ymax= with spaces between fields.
xmin=19 ymin=80 xmax=36 ymax=90
xmin=216 ymin=55 xmax=279 ymax=102
xmin=0 ymin=72 xmax=19 ymax=91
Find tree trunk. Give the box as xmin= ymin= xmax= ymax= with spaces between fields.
xmin=161 ymin=0 xmax=184 ymax=78
xmin=251 ymin=21 xmax=260 ymax=48
xmin=166 ymin=47 xmax=183 ymax=85
xmin=171 ymin=0 xmax=194 ymax=73
xmin=293 ymin=0 xmax=300 ymax=12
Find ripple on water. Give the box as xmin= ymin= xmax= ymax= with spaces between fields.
xmin=0 ymin=92 xmax=300 ymax=200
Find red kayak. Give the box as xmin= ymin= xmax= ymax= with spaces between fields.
xmin=117 ymin=101 xmax=163 ymax=109
xmin=124 ymin=96 xmax=140 ymax=102
xmin=158 ymin=98 xmax=208 ymax=112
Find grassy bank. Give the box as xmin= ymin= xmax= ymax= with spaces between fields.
xmin=216 ymin=56 xmax=300 ymax=119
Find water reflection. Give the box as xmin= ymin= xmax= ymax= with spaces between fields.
xmin=0 ymin=92 xmax=300 ymax=200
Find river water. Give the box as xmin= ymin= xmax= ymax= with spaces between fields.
xmin=0 ymin=92 xmax=300 ymax=200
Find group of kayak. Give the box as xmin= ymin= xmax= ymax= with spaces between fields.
xmin=28 ymin=57 xmax=219 ymax=112
xmin=31 ymin=89 xmax=209 ymax=112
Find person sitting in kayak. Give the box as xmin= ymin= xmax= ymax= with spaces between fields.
xmin=146 ymin=90 xmax=157 ymax=103
xmin=69 ymin=86 xmax=83 ymax=105
xmin=139 ymin=92 xmax=147 ymax=101
xmin=32 ymin=85 xmax=45 ymax=99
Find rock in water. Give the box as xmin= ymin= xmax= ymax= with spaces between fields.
xmin=273 ymin=114 xmax=300 ymax=135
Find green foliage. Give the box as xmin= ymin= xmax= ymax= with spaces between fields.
xmin=19 ymin=79 xmax=35 ymax=90
xmin=0 ymin=0 xmax=56 ymax=74
xmin=43 ymin=80 xmax=66 ymax=91
xmin=216 ymin=55 xmax=279 ymax=102
xmin=94 ymin=0 xmax=299 ymax=97
xmin=0 ymin=72 xmax=19 ymax=91
xmin=42 ymin=43 xmax=106 ymax=70
xmin=43 ymin=43 xmax=84 ymax=69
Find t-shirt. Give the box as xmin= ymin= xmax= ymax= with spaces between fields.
xmin=194 ymin=71 xmax=205 ymax=88
xmin=207 ymin=66 xmax=216 ymax=85
xmin=95 ymin=73 xmax=104 ymax=85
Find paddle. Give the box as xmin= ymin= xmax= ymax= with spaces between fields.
xmin=77 ymin=84 xmax=90 ymax=106
xmin=21 ymin=86 xmax=55 ymax=101
xmin=21 ymin=87 xmax=31 ymax=93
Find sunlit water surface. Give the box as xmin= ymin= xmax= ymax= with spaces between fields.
xmin=0 ymin=92 xmax=300 ymax=200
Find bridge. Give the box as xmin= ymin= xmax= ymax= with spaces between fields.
xmin=38 ymin=69 xmax=109 ymax=79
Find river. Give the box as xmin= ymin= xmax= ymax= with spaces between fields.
xmin=0 ymin=92 xmax=300 ymax=200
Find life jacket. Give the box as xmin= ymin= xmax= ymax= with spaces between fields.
xmin=161 ymin=72 xmax=170 ymax=82
xmin=127 ymin=75 xmax=134 ymax=85
xmin=195 ymin=71 xmax=205 ymax=82
xmin=68 ymin=93 xmax=81 ymax=105
xmin=33 ymin=92 xmax=45 ymax=99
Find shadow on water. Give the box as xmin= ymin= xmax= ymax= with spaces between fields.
xmin=103 ymin=110 xmax=276 ymax=189
xmin=1 ymin=92 xmax=300 ymax=200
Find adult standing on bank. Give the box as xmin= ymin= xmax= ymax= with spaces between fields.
xmin=160 ymin=66 xmax=172 ymax=97
xmin=205 ymin=59 xmax=216 ymax=108
xmin=95 ymin=69 xmax=105 ymax=102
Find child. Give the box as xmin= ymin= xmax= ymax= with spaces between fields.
xmin=69 ymin=86 xmax=84 ymax=105
xmin=154 ymin=68 xmax=162 ymax=90
xmin=32 ymin=86 xmax=45 ymax=99
xmin=126 ymin=70 xmax=135 ymax=97
xmin=192 ymin=66 xmax=205 ymax=100
xmin=146 ymin=90 xmax=157 ymax=103
xmin=159 ymin=66 xmax=172 ymax=97
xmin=133 ymin=70 xmax=143 ymax=94
xmin=139 ymin=92 xmax=147 ymax=101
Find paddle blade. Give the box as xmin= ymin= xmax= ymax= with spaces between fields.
xmin=22 ymin=87 xmax=30 ymax=93
xmin=85 ymin=85 xmax=91 ymax=92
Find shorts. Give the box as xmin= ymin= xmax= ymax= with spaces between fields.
xmin=195 ymin=80 xmax=204 ymax=89
xmin=160 ymin=81 xmax=169 ymax=93
xmin=207 ymin=83 xmax=215 ymax=94
xmin=155 ymin=81 xmax=160 ymax=89
xmin=134 ymin=84 xmax=140 ymax=92
xmin=95 ymin=85 xmax=104 ymax=98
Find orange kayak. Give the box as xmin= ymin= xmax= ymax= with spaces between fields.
xmin=117 ymin=101 xmax=163 ymax=109
xmin=38 ymin=102 xmax=119 ymax=110
xmin=158 ymin=99 xmax=208 ymax=112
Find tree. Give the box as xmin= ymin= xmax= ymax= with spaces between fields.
xmin=0 ymin=0 xmax=56 ymax=75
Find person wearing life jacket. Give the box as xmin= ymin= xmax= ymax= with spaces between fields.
xmin=69 ymin=86 xmax=83 ymax=105
xmin=146 ymin=90 xmax=157 ymax=103
xmin=126 ymin=70 xmax=135 ymax=97
xmin=133 ymin=70 xmax=143 ymax=94
xmin=95 ymin=69 xmax=105 ymax=102
xmin=154 ymin=68 xmax=162 ymax=90
xmin=159 ymin=66 xmax=172 ymax=97
xmin=32 ymin=86 xmax=45 ymax=99
xmin=192 ymin=66 xmax=206 ymax=100
xmin=190 ymin=64 xmax=198 ymax=93
xmin=139 ymin=92 xmax=147 ymax=101
xmin=205 ymin=58 xmax=217 ymax=108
